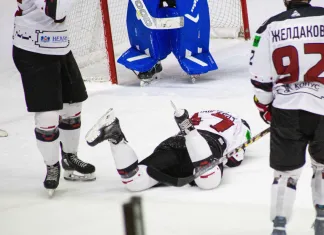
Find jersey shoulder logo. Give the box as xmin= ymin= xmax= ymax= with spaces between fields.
xmin=190 ymin=113 xmax=202 ymax=125
xmin=253 ymin=35 xmax=261 ymax=47
xmin=291 ymin=10 xmax=301 ymax=18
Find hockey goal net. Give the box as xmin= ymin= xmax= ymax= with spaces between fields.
xmin=68 ymin=0 xmax=250 ymax=84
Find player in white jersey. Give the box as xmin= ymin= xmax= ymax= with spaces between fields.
xmin=85 ymin=107 xmax=251 ymax=191
xmin=250 ymin=0 xmax=324 ymax=234
xmin=12 ymin=0 xmax=95 ymax=196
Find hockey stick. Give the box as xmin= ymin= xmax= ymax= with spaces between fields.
xmin=0 ymin=129 xmax=8 ymax=137
xmin=130 ymin=0 xmax=184 ymax=29
xmin=147 ymin=127 xmax=270 ymax=187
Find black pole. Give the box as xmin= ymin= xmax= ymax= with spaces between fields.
xmin=123 ymin=196 xmax=145 ymax=235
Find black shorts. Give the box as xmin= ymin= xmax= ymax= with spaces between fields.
xmin=270 ymin=107 xmax=324 ymax=171
xmin=13 ymin=46 xmax=88 ymax=112
xmin=140 ymin=147 xmax=194 ymax=179
xmin=139 ymin=132 xmax=225 ymax=178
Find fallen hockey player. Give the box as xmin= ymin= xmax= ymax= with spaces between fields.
xmin=86 ymin=107 xmax=251 ymax=191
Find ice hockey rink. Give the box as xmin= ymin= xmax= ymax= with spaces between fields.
xmin=0 ymin=0 xmax=323 ymax=234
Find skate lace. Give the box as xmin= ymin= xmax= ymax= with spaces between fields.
xmin=70 ymin=155 xmax=88 ymax=168
xmin=47 ymin=166 xmax=59 ymax=181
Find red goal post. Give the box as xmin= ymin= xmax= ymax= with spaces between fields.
xmin=68 ymin=0 xmax=250 ymax=84
xmin=100 ymin=0 xmax=117 ymax=84
xmin=240 ymin=0 xmax=251 ymax=40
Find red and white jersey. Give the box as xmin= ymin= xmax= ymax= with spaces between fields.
xmin=190 ymin=110 xmax=249 ymax=155
xmin=13 ymin=0 xmax=75 ymax=55
xmin=250 ymin=4 xmax=324 ymax=116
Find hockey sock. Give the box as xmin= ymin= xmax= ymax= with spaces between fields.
xmin=185 ymin=129 xmax=213 ymax=164
xmin=110 ymin=141 xmax=139 ymax=179
xmin=59 ymin=103 xmax=82 ymax=153
xmin=270 ymin=168 xmax=302 ymax=222
xmin=311 ymin=159 xmax=324 ymax=206
xmin=34 ymin=111 xmax=60 ymax=166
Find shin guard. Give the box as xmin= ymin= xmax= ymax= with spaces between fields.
xmin=270 ymin=169 xmax=302 ymax=222
xmin=311 ymin=159 xmax=324 ymax=206
xmin=59 ymin=103 xmax=82 ymax=154
xmin=34 ymin=111 xmax=60 ymax=166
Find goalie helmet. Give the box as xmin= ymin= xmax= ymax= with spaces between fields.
xmin=283 ymin=0 xmax=311 ymax=7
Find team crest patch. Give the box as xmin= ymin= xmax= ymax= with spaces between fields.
xmin=253 ymin=35 xmax=261 ymax=47
xmin=246 ymin=130 xmax=251 ymax=141
xmin=41 ymin=36 xmax=50 ymax=42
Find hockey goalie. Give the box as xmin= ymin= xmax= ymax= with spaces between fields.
xmin=117 ymin=0 xmax=218 ymax=85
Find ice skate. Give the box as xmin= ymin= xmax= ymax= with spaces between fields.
xmin=313 ymin=205 xmax=324 ymax=235
xmin=44 ymin=162 xmax=60 ymax=197
xmin=271 ymin=216 xmax=287 ymax=235
xmin=61 ymin=150 xmax=96 ymax=181
xmin=138 ymin=62 xmax=162 ymax=86
xmin=171 ymin=101 xmax=195 ymax=134
xmin=190 ymin=74 xmax=200 ymax=84
xmin=86 ymin=108 xmax=126 ymax=146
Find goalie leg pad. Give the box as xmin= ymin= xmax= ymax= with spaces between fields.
xmin=118 ymin=0 xmax=172 ymax=72
xmin=117 ymin=48 xmax=159 ymax=73
xmin=171 ymin=0 xmax=217 ymax=75
xmin=270 ymin=168 xmax=302 ymax=222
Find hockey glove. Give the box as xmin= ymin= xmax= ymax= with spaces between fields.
xmin=253 ymin=95 xmax=271 ymax=124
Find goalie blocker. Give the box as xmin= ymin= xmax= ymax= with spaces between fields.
xmin=86 ymin=107 xmax=252 ymax=191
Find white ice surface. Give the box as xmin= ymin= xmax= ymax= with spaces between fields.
xmin=1 ymin=0 xmax=323 ymax=234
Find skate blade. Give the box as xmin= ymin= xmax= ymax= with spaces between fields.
xmin=140 ymin=72 xmax=161 ymax=87
xmin=47 ymin=189 xmax=55 ymax=197
xmin=86 ymin=108 xmax=115 ymax=145
xmin=190 ymin=75 xmax=200 ymax=84
xmin=64 ymin=171 xmax=96 ymax=181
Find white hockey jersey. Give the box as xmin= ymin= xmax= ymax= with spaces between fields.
xmin=190 ymin=110 xmax=249 ymax=156
xmin=250 ymin=4 xmax=324 ymax=116
xmin=13 ymin=0 xmax=75 ymax=55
